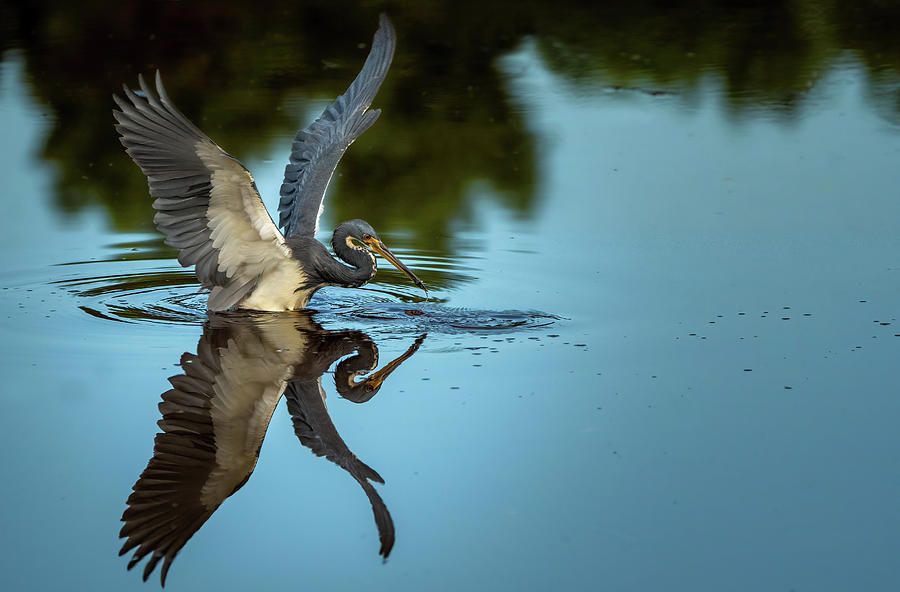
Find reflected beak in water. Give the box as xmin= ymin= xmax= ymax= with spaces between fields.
xmin=364 ymin=237 xmax=428 ymax=296
xmin=358 ymin=333 xmax=427 ymax=394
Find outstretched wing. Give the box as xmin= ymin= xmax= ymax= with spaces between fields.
xmin=284 ymin=380 xmax=395 ymax=558
xmin=113 ymin=72 xmax=295 ymax=311
xmin=119 ymin=319 xmax=294 ymax=585
xmin=278 ymin=14 xmax=396 ymax=238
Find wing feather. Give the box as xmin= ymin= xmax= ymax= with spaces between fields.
xmin=120 ymin=318 xmax=295 ymax=585
xmin=114 ymin=72 xmax=295 ymax=310
xmin=278 ymin=14 xmax=396 ymax=237
xmin=284 ymin=379 xmax=395 ymax=558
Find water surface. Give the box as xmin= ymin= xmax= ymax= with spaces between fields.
xmin=1 ymin=3 xmax=899 ymax=591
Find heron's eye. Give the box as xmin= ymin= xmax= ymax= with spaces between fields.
xmin=362 ymin=233 xmax=372 ymax=241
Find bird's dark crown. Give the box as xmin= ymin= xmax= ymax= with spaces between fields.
xmin=334 ymin=219 xmax=381 ymax=251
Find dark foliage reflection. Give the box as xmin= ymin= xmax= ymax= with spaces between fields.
xmin=2 ymin=0 xmax=899 ymax=246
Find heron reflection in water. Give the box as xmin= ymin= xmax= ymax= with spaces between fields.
xmin=113 ymin=14 xmax=427 ymax=312
xmin=118 ymin=311 xmax=425 ymax=585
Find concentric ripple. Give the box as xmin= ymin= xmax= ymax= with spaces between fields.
xmin=44 ymin=245 xmax=556 ymax=334
xmin=53 ymin=265 xmax=208 ymax=325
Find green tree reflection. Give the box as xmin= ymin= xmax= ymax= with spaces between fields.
xmin=1 ymin=0 xmax=898 ymax=253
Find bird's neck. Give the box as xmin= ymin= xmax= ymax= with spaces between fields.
xmin=326 ymin=224 xmax=377 ymax=287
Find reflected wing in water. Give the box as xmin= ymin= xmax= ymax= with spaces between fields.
xmin=283 ymin=331 xmax=426 ymax=558
xmin=285 ymin=380 xmax=395 ymax=558
xmin=119 ymin=316 xmax=301 ymax=585
xmin=119 ymin=312 xmax=424 ymax=584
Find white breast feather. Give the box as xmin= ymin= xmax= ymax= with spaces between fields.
xmin=195 ymin=141 xmax=310 ymax=310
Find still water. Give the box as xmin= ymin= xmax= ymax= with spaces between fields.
xmin=1 ymin=3 xmax=899 ymax=591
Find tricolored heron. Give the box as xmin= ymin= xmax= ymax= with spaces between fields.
xmin=119 ymin=311 xmax=424 ymax=584
xmin=113 ymin=15 xmax=426 ymax=311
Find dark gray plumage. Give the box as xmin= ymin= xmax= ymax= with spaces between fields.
xmin=279 ymin=13 xmax=396 ymax=238
xmin=113 ymin=14 xmax=426 ymax=312
xmin=286 ymin=219 xmax=382 ymax=290
xmin=284 ymin=380 xmax=395 ymax=558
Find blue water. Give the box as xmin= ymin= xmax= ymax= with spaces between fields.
xmin=2 ymin=9 xmax=900 ymax=591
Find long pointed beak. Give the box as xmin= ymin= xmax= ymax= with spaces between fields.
xmin=365 ymin=238 xmax=428 ymax=296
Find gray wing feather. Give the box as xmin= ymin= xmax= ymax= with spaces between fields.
xmin=278 ymin=14 xmax=396 ymax=238
xmin=119 ymin=350 xmax=221 ymax=586
xmin=120 ymin=319 xmax=295 ymax=585
xmin=284 ymin=380 xmax=395 ymax=557
xmin=114 ymin=72 xmax=291 ymax=310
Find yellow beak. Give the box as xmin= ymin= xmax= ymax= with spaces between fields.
xmin=364 ymin=237 xmax=428 ymax=296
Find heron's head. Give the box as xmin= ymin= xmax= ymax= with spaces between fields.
xmin=339 ymin=219 xmax=428 ymax=295
xmin=335 ymin=333 xmax=426 ymax=404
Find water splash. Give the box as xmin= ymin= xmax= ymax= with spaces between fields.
xmin=313 ymin=299 xmax=559 ymax=336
